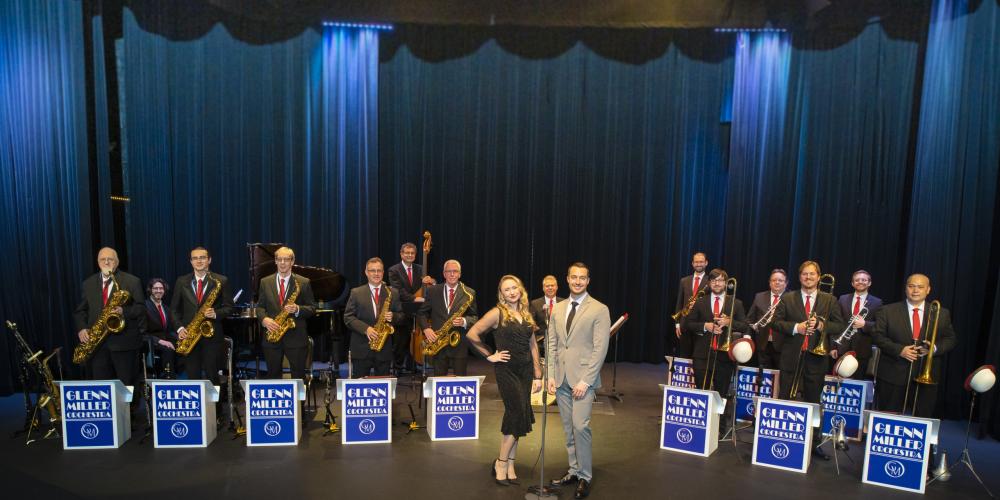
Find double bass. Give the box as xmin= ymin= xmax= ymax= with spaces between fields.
xmin=409 ymin=231 xmax=432 ymax=365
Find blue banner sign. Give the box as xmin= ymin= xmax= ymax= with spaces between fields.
xmin=153 ymin=383 xmax=205 ymax=447
xmin=343 ymin=380 xmax=392 ymax=444
xmin=752 ymin=398 xmax=815 ymax=473
xmin=432 ymin=379 xmax=479 ymax=440
xmin=862 ymin=413 xmax=934 ymax=494
xmin=821 ymin=377 xmax=868 ymax=441
xmin=246 ymin=382 xmax=299 ymax=446
xmin=735 ymin=367 xmax=778 ymax=422
xmin=659 ymin=386 xmax=719 ymax=456
xmin=62 ymin=383 xmax=117 ymax=449
xmin=667 ymin=357 xmax=697 ymax=388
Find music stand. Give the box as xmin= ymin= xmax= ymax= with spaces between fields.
xmin=597 ymin=314 xmax=629 ymax=403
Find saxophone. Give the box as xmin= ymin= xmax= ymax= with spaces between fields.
xmin=368 ymin=287 xmax=394 ymax=352
xmin=176 ymin=275 xmax=223 ymax=356
xmin=266 ymin=278 xmax=301 ymax=343
xmin=8 ymin=321 xmax=61 ymax=426
xmin=672 ymin=288 xmax=706 ymax=322
xmin=73 ymin=273 xmax=131 ymax=364
xmin=422 ymin=284 xmax=474 ymax=356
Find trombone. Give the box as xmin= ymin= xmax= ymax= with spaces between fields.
xmin=703 ymin=278 xmax=737 ymax=391
xmin=808 ymin=274 xmax=836 ymax=356
xmin=789 ymin=273 xmax=835 ymax=399
xmin=903 ymin=300 xmax=941 ymax=415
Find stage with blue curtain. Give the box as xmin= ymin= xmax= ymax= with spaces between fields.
xmin=2 ymin=0 xmax=1000 ymax=496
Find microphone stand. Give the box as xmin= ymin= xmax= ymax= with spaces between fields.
xmin=527 ymin=316 xmax=556 ymax=499
xmin=597 ymin=314 xmax=629 ymax=403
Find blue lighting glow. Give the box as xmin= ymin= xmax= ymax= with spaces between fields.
xmin=322 ymin=21 xmax=394 ymax=31
xmin=714 ymin=28 xmax=787 ymax=33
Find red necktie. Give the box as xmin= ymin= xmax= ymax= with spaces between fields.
xmin=102 ymin=279 xmax=111 ymax=306
xmin=278 ymin=278 xmax=286 ymax=306
xmin=693 ymin=276 xmax=701 ymax=294
xmin=448 ymin=287 xmax=455 ymax=308
xmin=157 ymin=304 xmax=166 ymax=328
xmin=548 ymin=299 xmax=554 ymax=318
xmin=801 ymin=295 xmax=812 ymax=352
xmin=768 ymin=294 xmax=778 ymax=342
xmin=853 ymin=296 xmax=861 ymax=316
xmin=912 ymin=308 xmax=921 ymax=341
xmin=196 ymin=279 xmax=204 ymax=303
xmin=407 ymin=267 xmax=413 ymax=286
xmin=374 ymin=286 xmax=380 ymax=307
xmin=713 ymin=296 xmax=720 ymax=317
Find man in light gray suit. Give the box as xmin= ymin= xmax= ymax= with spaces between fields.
xmin=546 ymin=262 xmax=610 ymax=499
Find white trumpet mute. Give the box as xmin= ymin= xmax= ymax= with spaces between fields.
xmin=964 ymin=365 xmax=997 ymax=394
xmin=728 ymin=337 xmax=755 ymax=364
xmin=833 ymin=351 xmax=859 ymax=378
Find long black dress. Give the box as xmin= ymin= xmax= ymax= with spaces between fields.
xmin=494 ymin=318 xmax=535 ymax=437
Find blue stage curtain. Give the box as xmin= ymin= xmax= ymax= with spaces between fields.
xmin=907 ymin=0 xmax=1000 ymax=421
xmin=119 ymin=10 xmax=379 ymax=296
xmin=379 ymin=28 xmax=735 ymax=362
xmin=0 ymin=0 xmax=91 ymax=393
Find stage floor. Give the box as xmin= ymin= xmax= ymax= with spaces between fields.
xmin=1 ymin=361 xmax=996 ymax=499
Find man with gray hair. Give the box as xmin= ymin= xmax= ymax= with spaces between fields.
xmin=418 ymin=260 xmax=478 ymax=376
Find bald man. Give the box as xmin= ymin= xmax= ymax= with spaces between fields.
xmin=871 ymin=274 xmax=957 ymax=417
xmin=73 ymin=247 xmax=146 ymax=384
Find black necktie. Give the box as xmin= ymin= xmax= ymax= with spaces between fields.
xmin=566 ymin=301 xmax=579 ymax=333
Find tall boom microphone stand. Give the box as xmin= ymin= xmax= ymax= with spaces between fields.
xmin=597 ymin=314 xmax=629 ymax=403
xmin=527 ymin=314 xmax=557 ymax=499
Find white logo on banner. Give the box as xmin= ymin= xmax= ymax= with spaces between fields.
xmin=80 ymin=423 xmax=100 ymax=440
xmin=359 ymin=419 xmax=376 ymax=435
xmin=447 ymin=416 xmax=464 ymax=431
xmin=263 ymin=420 xmax=282 ymax=437
xmin=831 ymin=414 xmax=847 ymax=429
xmin=676 ymin=428 xmax=694 ymax=444
xmin=746 ymin=402 xmax=755 ymax=416
xmin=771 ymin=442 xmax=790 ymax=459
xmin=885 ymin=460 xmax=906 ymax=479
xmin=170 ymin=422 xmax=189 ymax=439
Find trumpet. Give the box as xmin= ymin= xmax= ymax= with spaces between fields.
xmin=832 ymin=306 xmax=869 ymax=346
xmin=672 ymin=288 xmax=705 ymax=322
xmin=750 ymin=293 xmax=783 ymax=331
xmin=808 ymin=273 xmax=836 ymax=356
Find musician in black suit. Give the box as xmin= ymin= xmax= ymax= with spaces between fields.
xmin=673 ymin=252 xmax=709 ymax=358
xmin=681 ymin=268 xmax=748 ymax=395
xmin=831 ymin=270 xmax=883 ymax=379
xmin=345 ymin=257 xmax=403 ymax=378
xmin=143 ymin=278 xmax=177 ymax=377
xmin=386 ymin=243 xmax=435 ymax=372
xmin=772 ymin=261 xmax=845 ymax=459
xmin=746 ymin=269 xmax=787 ymax=370
xmin=418 ymin=260 xmax=478 ymax=376
xmin=74 ymin=247 xmax=146 ymax=384
xmin=529 ymin=275 xmax=565 ymax=347
xmin=171 ymin=247 xmax=234 ymax=384
xmin=773 ymin=261 xmax=845 ymax=403
xmin=255 ymin=247 xmax=316 ymax=380
xmin=871 ymin=274 xmax=956 ymax=417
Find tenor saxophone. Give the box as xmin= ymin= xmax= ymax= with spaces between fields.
xmin=368 ymin=287 xmax=394 ymax=352
xmin=73 ymin=273 xmax=131 ymax=364
xmin=266 ymin=278 xmax=301 ymax=343
xmin=176 ymin=275 xmax=223 ymax=356
xmin=422 ymin=284 xmax=474 ymax=356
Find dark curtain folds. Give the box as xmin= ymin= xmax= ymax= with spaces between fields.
xmin=120 ymin=10 xmax=379 ymax=298
xmin=378 ymin=28 xmax=735 ymax=362
xmin=0 ymin=0 xmax=92 ymax=393
xmin=908 ymin=0 xmax=1000 ymax=422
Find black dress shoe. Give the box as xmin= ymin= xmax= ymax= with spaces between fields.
xmin=813 ymin=446 xmax=831 ymax=461
xmin=491 ymin=460 xmax=510 ymax=486
xmin=550 ymin=473 xmax=579 ymax=487
xmin=575 ymin=479 xmax=591 ymax=499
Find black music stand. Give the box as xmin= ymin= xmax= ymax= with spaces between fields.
xmin=597 ymin=314 xmax=629 ymax=403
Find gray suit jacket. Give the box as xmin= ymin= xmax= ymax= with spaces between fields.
xmin=546 ymin=294 xmax=611 ymax=389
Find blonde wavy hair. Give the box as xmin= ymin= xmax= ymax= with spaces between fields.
xmin=496 ymin=275 xmax=536 ymax=328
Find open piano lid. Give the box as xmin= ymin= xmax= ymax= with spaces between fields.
xmin=247 ymin=243 xmax=347 ymax=306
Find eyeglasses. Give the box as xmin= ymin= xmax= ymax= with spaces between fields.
xmin=190 ymin=256 xmax=209 ymax=261
xmin=275 ymin=257 xmax=294 ymax=263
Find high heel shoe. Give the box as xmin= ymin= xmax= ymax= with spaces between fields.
xmin=506 ymin=458 xmax=520 ymax=485
xmin=492 ymin=458 xmax=510 ymax=486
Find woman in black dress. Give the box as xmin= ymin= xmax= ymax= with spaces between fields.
xmin=467 ymin=274 xmax=543 ymax=486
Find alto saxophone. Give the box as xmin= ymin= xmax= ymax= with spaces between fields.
xmin=266 ymin=278 xmax=301 ymax=343
xmin=422 ymin=284 xmax=474 ymax=356
xmin=176 ymin=275 xmax=223 ymax=356
xmin=368 ymin=287 xmax=394 ymax=352
xmin=73 ymin=273 xmax=131 ymax=364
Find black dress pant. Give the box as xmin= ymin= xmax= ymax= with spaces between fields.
xmin=262 ymin=344 xmax=308 ymax=380
xmin=352 ymin=350 xmax=392 ymax=378
xmin=432 ymin=353 xmax=468 ymax=376
xmin=876 ymin=379 xmax=938 ymax=417
xmin=90 ymin=346 xmax=138 ymax=385
xmin=183 ymin=340 xmax=223 ymax=385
